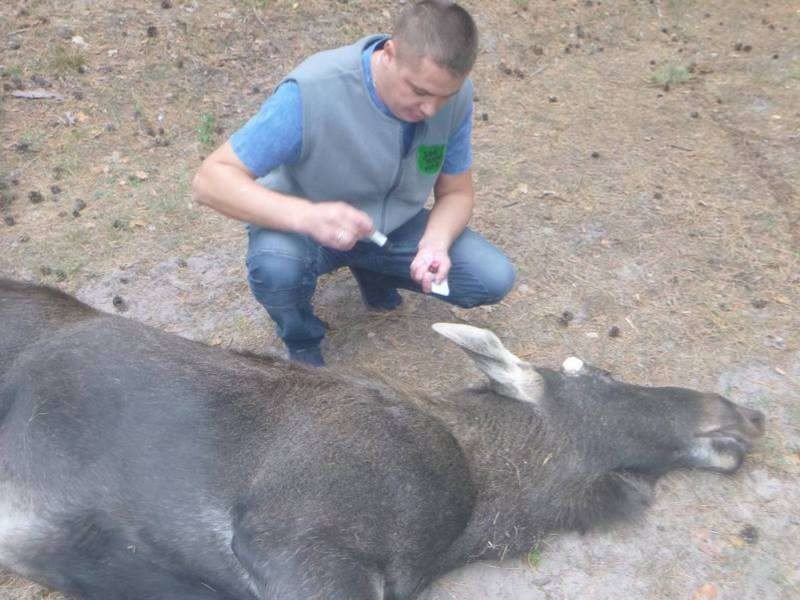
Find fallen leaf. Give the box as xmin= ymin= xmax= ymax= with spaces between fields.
xmin=774 ymin=294 xmax=791 ymax=305
xmin=692 ymin=583 xmax=718 ymax=600
xmin=727 ymin=535 xmax=745 ymax=549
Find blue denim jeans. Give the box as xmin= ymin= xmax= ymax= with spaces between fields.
xmin=246 ymin=209 xmax=516 ymax=352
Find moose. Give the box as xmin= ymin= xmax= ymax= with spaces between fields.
xmin=0 ymin=278 xmax=764 ymax=599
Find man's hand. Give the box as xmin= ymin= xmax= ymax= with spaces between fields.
xmin=301 ymin=202 xmax=374 ymax=251
xmin=410 ymin=242 xmax=451 ymax=294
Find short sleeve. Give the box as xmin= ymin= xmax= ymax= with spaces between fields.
xmin=229 ymin=81 xmax=303 ymax=177
xmin=441 ymin=102 xmax=473 ymax=175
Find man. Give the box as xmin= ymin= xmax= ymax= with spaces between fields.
xmin=192 ymin=0 xmax=515 ymax=367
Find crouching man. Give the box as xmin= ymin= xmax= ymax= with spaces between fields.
xmin=192 ymin=0 xmax=515 ymax=366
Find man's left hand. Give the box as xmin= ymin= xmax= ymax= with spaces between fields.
xmin=410 ymin=243 xmax=451 ymax=294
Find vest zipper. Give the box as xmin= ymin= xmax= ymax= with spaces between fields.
xmin=379 ymin=121 xmax=428 ymax=233
xmin=379 ymin=125 xmax=406 ymax=233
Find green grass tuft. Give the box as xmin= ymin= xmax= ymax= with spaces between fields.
xmin=650 ymin=64 xmax=692 ymax=87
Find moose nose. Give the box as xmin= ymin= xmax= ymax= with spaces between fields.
xmin=739 ymin=406 xmax=765 ymax=437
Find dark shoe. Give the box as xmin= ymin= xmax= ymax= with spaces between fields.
xmin=360 ymin=286 xmax=403 ymax=311
xmin=288 ymin=346 xmax=325 ymax=368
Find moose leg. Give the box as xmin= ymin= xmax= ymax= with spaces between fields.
xmin=232 ymin=530 xmax=384 ymax=600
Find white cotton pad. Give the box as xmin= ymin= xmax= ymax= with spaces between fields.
xmin=431 ymin=280 xmax=450 ymax=296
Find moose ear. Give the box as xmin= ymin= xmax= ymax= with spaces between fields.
xmin=432 ymin=323 xmax=544 ymax=404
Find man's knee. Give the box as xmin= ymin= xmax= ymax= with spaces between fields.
xmin=482 ymin=256 xmax=516 ymax=303
xmin=455 ymin=256 xmax=515 ymax=308
xmin=246 ymin=228 xmax=316 ymax=294
xmin=247 ymin=251 xmax=311 ymax=298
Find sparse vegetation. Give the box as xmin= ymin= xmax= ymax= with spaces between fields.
xmin=49 ymin=45 xmax=87 ymax=75
xmin=196 ymin=114 xmax=217 ymax=146
xmin=650 ymin=63 xmax=692 ymax=87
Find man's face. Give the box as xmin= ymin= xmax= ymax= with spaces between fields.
xmin=376 ymin=40 xmax=466 ymax=123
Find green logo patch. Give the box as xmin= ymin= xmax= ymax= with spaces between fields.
xmin=417 ymin=144 xmax=446 ymax=175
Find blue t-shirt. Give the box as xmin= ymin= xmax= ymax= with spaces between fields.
xmin=231 ymin=38 xmax=473 ymax=178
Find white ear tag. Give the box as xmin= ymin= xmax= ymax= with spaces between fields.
xmin=562 ymin=356 xmax=584 ymax=376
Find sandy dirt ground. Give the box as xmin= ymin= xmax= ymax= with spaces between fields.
xmin=1 ymin=0 xmax=798 ymax=598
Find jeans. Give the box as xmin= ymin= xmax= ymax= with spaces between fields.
xmin=246 ymin=209 xmax=516 ymax=352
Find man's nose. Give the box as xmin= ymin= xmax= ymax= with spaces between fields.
xmin=420 ymin=100 xmax=439 ymax=118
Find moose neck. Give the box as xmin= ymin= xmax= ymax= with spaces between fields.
xmin=428 ymin=387 xmax=654 ymax=568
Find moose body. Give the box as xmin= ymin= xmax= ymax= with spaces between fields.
xmin=0 ymin=279 xmax=763 ymax=599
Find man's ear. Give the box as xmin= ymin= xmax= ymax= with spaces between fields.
xmin=382 ymin=38 xmax=397 ymax=65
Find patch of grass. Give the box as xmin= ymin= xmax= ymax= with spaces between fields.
xmin=1 ymin=65 xmax=23 ymax=78
xmin=513 ymin=0 xmax=529 ymax=9
xmin=49 ymin=46 xmax=87 ymax=75
xmin=650 ymin=64 xmax=692 ymax=87
xmin=197 ymin=114 xmax=217 ymax=146
xmin=526 ymin=542 xmax=544 ymax=569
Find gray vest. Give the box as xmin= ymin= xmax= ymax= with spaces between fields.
xmin=260 ymin=35 xmax=473 ymax=234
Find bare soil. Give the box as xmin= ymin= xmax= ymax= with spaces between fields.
xmin=1 ymin=1 xmax=798 ymax=598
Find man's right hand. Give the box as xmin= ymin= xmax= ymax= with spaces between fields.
xmin=301 ymin=202 xmax=374 ymax=251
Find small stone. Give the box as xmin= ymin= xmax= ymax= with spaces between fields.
xmin=112 ymin=219 xmax=126 ymax=230
xmin=3 ymin=215 xmax=15 ymax=226
xmin=654 ymin=192 xmax=663 ymax=200
xmin=8 ymin=39 xmax=21 ymax=50
xmin=739 ymin=525 xmax=759 ymax=545
xmin=772 ymin=54 xmax=779 ymax=60
xmin=608 ymin=326 xmax=621 ymax=338
xmin=50 ymin=185 xmax=62 ymax=195
xmin=56 ymin=26 xmax=75 ymax=40
xmin=591 ymin=151 xmax=600 ymax=158
xmin=72 ymin=199 xmax=87 ymax=217
xmin=481 ymin=112 xmax=489 ymax=121
xmin=18 ymin=234 xmax=30 ymax=243
xmin=161 ymin=0 xmax=173 ymax=7
xmin=28 ymin=191 xmax=45 ymax=204
xmin=40 ymin=266 xmax=53 ymax=276
xmin=112 ymin=295 xmax=127 ymax=311
xmin=30 ymin=74 xmax=51 ymax=88
xmin=146 ymin=25 xmax=158 ymax=38
xmin=548 ymin=96 xmax=558 ymax=103
xmin=691 ymin=111 xmax=700 ymax=118
xmin=558 ymin=311 xmax=574 ymax=327
xmin=751 ymin=299 xmax=768 ymax=309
